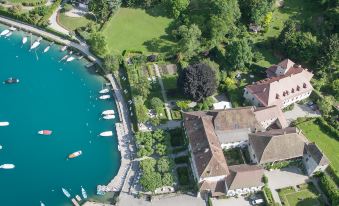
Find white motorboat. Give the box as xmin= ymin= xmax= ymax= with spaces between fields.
xmin=40 ymin=201 xmax=45 ymax=206
xmin=75 ymin=195 xmax=82 ymax=201
xmin=99 ymin=95 xmax=110 ymax=100
xmin=59 ymin=55 xmax=68 ymax=62
xmin=5 ymin=32 xmax=13 ymax=37
xmin=0 ymin=145 xmax=3 ymax=150
xmin=103 ymin=115 xmax=115 ymax=120
xmin=100 ymin=131 xmax=113 ymax=137
xmin=99 ymin=88 xmax=110 ymax=94
xmin=66 ymin=56 xmax=75 ymax=62
xmin=62 ymin=188 xmax=71 ymax=198
xmin=0 ymin=122 xmax=9 ymax=126
xmin=22 ymin=36 xmax=28 ymax=44
xmin=0 ymin=164 xmax=15 ymax=169
xmin=9 ymin=26 xmax=16 ymax=31
xmin=102 ymin=110 xmax=114 ymax=115
xmin=0 ymin=29 xmax=9 ymax=36
xmin=30 ymin=41 xmax=41 ymax=50
xmin=43 ymin=45 xmax=51 ymax=53
xmin=61 ymin=45 xmax=67 ymax=51
xmin=81 ymin=186 xmax=87 ymax=199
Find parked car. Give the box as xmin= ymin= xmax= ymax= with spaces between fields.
xmin=307 ymin=101 xmax=314 ymax=106
xmin=251 ymin=198 xmax=264 ymax=205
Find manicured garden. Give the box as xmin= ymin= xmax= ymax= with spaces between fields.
xmin=278 ymin=183 xmax=324 ymax=206
xmin=296 ymin=118 xmax=339 ymax=176
xmin=223 ymin=148 xmax=245 ymax=166
xmin=102 ymin=7 xmax=175 ymax=54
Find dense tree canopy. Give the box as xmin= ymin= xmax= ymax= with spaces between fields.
xmin=134 ymin=96 xmax=149 ymax=123
xmin=88 ymin=32 xmax=108 ymax=56
xmin=177 ymin=63 xmax=217 ymax=102
xmin=226 ymin=39 xmax=253 ymax=70
xmin=164 ymin=0 xmax=190 ymax=18
xmin=238 ymin=0 xmax=274 ymax=24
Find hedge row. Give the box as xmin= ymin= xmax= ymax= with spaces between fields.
xmin=326 ymin=166 xmax=339 ymax=186
xmin=315 ymin=117 xmax=339 ymax=141
xmin=318 ymin=173 xmax=339 ymax=205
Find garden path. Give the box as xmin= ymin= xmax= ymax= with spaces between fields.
xmin=154 ymin=64 xmax=172 ymax=120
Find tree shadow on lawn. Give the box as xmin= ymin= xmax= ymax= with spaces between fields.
xmin=295 ymin=197 xmax=322 ymax=206
xmin=143 ymin=36 xmax=177 ymax=54
xmin=145 ymin=4 xmax=171 ymax=18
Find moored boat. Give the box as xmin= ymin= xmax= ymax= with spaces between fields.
xmin=61 ymin=45 xmax=67 ymax=51
xmin=66 ymin=56 xmax=75 ymax=62
xmin=0 ymin=29 xmax=9 ymax=36
xmin=68 ymin=150 xmax=82 ymax=159
xmin=99 ymin=88 xmax=109 ymax=94
xmin=62 ymin=188 xmax=71 ymax=198
xmin=5 ymin=32 xmax=13 ymax=37
xmin=43 ymin=45 xmax=50 ymax=53
xmin=102 ymin=110 xmax=114 ymax=115
xmin=100 ymin=131 xmax=113 ymax=137
xmin=30 ymin=41 xmax=41 ymax=50
xmin=40 ymin=201 xmax=45 ymax=206
xmin=75 ymin=195 xmax=82 ymax=201
xmin=0 ymin=122 xmax=9 ymax=126
xmin=38 ymin=130 xmax=52 ymax=135
xmin=99 ymin=95 xmax=110 ymax=100
xmin=22 ymin=36 xmax=28 ymax=44
xmin=71 ymin=198 xmax=80 ymax=206
xmin=0 ymin=145 xmax=3 ymax=150
xmin=0 ymin=164 xmax=15 ymax=169
xmin=81 ymin=186 xmax=87 ymax=199
xmin=60 ymin=55 xmax=68 ymax=62
xmin=3 ymin=77 xmax=19 ymax=84
xmin=9 ymin=26 xmax=16 ymax=31
xmin=103 ymin=115 xmax=115 ymax=120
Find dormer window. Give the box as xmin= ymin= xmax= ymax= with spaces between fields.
xmin=297 ymin=85 xmax=300 ymax=91
xmin=303 ymin=83 xmax=307 ymax=88
xmin=276 ymin=94 xmax=280 ymax=99
xmin=291 ymin=88 xmax=295 ymax=93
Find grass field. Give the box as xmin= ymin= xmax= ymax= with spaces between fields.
xmin=58 ymin=13 xmax=93 ymax=31
xmin=278 ymin=184 xmax=324 ymax=206
xmin=297 ymin=119 xmax=339 ymax=176
xmin=8 ymin=0 xmax=42 ymax=3
xmin=102 ymin=7 xmax=175 ymax=54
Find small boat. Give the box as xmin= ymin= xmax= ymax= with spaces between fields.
xmin=68 ymin=150 xmax=82 ymax=159
xmin=3 ymin=77 xmax=19 ymax=84
xmin=78 ymin=56 xmax=84 ymax=60
xmin=5 ymin=31 xmax=13 ymax=37
xmin=100 ymin=131 xmax=113 ymax=137
xmin=0 ymin=29 xmax=9 ymax=36
xmin=59 ymin=55 xmax=68 ymax=62
xmin=81 ymin=186 xmax=87 ymax=199
xmin=99 ymin=95 xmax=110 ymax=100
xmin=9 ymin=26 xmax=17 ymax=31
xmin=38 ymin=130 xmax=52 ymax=135
xmin=0 ymin=164 xmax=15 ymax=169
xmin=61 ymin=46 xmax=67 ymax=51
xmin=75 ymin=195 xmax=82 ymax=201
xmin=71 ymin=198 xmax=80 ymax=206
xmin=43 ymin=45 xmax=51 ymax=53
xmin=30 ymin=41 xmax=41 ymax=50
xmin=102 ymin=110 xmax=114 ymax=115
xmin=66 ymin=56 xmax=75 ymax=62
xmin=69 ymin=51 xmax=73 ymax=55
xmin=99 ymin=88 xmax=109 ymax=94
xmin=62 ymin=188 xmax=71 ymax=198
xmin=103 ymin=115 xmax=115 ymax=120
xmin=22 ymin=36 xmax=28 ymax=44
xmin=40 ymin=201 xmax=45 ymax=206
xmin=0 ymin=145 xmax=3 ymax=150
xmin=0 ymin=122 xmax=9 ymax=126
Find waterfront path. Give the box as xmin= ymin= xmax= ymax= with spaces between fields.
xmin=48 ymin=6 xmax=70 ymax=35
xmin=0 ymin=15 xmax=96 ymax=62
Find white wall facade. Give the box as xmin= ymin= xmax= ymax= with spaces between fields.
xmin=302 ymin=154 xmax=328 ymax=176
xmin=243 ymin=89 xmax=262 ymax=107
xmin=281 ymin=91 xmax=312 ymax=108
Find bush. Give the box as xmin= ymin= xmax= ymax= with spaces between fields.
xmin=62 ymin=3 xmax=73 ymax=13
xmin=282 ymin=103 xmax=294 ymax=112
xmin=326 ymin=166 xmax=339 ymax=186
xmin=318 ymin=173 xmax=339 ymax=205
xmin=22 ymin=0 xmax=46 ymax=6
xmin=263 ymin=175 xmax=268 ymax=184
xmin=177 ymin=167 xmax=190 ymax=185
xmin=263 ymin=186 xmax=274 ymax=204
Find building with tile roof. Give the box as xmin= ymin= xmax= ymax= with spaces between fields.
xmin=244 ymin=59 xmax=314 ymax=108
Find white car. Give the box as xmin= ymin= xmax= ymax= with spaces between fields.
xmin=251 ymin=199 xmax=264 ymax=205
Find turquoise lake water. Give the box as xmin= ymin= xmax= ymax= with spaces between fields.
xmin=0 ymin=24 xmax=120 ymax=206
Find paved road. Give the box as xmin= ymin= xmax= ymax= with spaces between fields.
xmin=212 ymin=197 xmax=251 ymax=206
xmin=265 ymin=167 xmax=309 ymax=204
xmin=48 ymin=6 xmax=70 ymax=35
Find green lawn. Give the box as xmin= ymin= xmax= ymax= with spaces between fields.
xmin=58 ymin=13 xmax=93 ymax=31
xmin=278 ymin=184 xmax=324 ymax=206
xmin=224 ymin=148 xmax=245 ymax=166
xmin=297 ymin=119 xmax=339 ymax=176
xmin=102 ymin=7 xmax=175 ymax=54
xmin=8 ymin=0 xmax=42 ymax=3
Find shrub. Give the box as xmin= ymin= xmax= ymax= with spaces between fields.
xmin=318 ymin=173 xmax=339 ymax=205
xmin=62 ymin=3 xmax=73 ymax=13
xmin=263 ymin=186 xmax=274 ymax=204
xmin=263 ymin=175 xmax=268 ymax=184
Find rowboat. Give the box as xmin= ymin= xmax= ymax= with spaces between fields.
xmin=62 ymin=188 xmax=71 ymax=198
xmin=81 ymin=186 xmax=87 ymax=199
xmin=99 ymin=95 xmax=110 ymax=100
xmin=30 ymin=41 xmax=40 ymax=50
xmin=22 ymin=36 xmax=28 ymax=44
xmin=102 ymin=110 xmax=114 ymax=115
xmin=38 ymin=130 xmax=52 ymax=135
xmin=103 ymin=115 xmax=115 ymax=120
xmin=99 ymin=88 xmax=109 ymax=94
xmin=4 ymin=77 xmax=19 ymax=84
xmin=66 ymin=56 xmax=75 ymax=62
xmin=0 ymin=164 xmax=15 ymax=169
xmin=0 ymin=122 xmax=9 ymax=126
xmin=100 ymin=131 xmax=113 ymax=137
xmin=5 ymin=32 xmax=13 ymax=37
xmin=0 ymin=29 xmax=9 ymax=36
xmin=68 ymin=150 xmax=82 ymax=159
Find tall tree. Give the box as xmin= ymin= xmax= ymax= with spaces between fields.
xmin=88 ymin=0 xmax=110 ymax=22
xmin=226 ymin=39 xmax=253 ymax=70
xmin=134 ymin=96 xmax=149 ymax=123
xmin=165 ymin=0 xmax=190 ymax=18
xmin=174 ymin=24 xmax=202 ymax=61
xmin=89 ymin=32 xmax=108 ymax=56
xmin=177 ymin=63 xmax=217 ymax=102
xmin=238 ymin=0 xmax=274 ymax=24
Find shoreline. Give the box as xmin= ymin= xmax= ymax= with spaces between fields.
xmin=0 ymin=16 xmax=135 ymax=200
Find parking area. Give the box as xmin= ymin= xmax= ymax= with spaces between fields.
xmin=211 ymin=196 xmax=251 ymax=206
xmin=284 ymin=103 xmax=321 ymax=124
